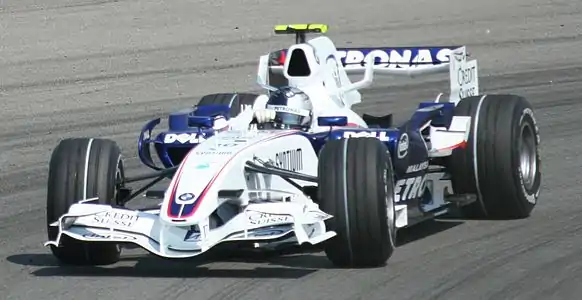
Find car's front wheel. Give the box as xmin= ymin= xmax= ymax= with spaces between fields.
xmin=318 ymin=137 xmax=397 ymax=268
xmin=46 ymin=138 xmax=125 ymax=265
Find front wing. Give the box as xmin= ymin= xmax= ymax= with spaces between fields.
xmin=45 ymin=201 xmax=336 ymax=258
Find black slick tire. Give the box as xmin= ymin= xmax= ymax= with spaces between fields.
xmin=46 ymin=138 xmax=125 ymax=265
xmin=318 ymin=137 xmax=396 ymax=268
xmin=448 ymin=94 xmax=541 ymax=219
xmin=198 ymin=93 xmax=259 ymax=117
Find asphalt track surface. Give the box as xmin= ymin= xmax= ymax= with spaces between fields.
xmin=1 ymin=0 xmax=582 ymax=299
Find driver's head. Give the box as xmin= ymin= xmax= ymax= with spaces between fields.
xmin=265 ymin=86 xmax=313 ymax=130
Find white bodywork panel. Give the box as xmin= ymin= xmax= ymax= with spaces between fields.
xmin=160 ymin=129 xmax=319 ymax=225
xmin=46 ymin=130 xmax=336 ymax=258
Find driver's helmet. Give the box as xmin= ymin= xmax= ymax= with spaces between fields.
xmin=265 ymin=86 xmax=313 ymax=130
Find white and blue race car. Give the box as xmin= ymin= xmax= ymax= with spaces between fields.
xmin=45 ymin=24 xmax=541 ymax=268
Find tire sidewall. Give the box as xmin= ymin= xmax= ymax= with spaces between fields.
xmin=383 ymin=151 xmax=396 ymax=247
xmin=512 ymin=105 xmax=541 ymax=210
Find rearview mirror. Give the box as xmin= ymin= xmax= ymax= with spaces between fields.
xmin=188 ymin=116 xmax=214 ymax=128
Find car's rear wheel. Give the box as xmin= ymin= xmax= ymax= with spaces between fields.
xmin=448 ymin=94 xmax=541 ymax=219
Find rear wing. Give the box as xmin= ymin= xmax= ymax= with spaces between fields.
xmin=268 ymin=46 xmax=478 ymax=105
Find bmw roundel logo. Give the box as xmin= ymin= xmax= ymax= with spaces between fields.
xmin=178 ymin=193 xmax=195 ymax=201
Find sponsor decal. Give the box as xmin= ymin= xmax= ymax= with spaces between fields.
xmin=406 ymin=161 xmax=429 ymax=173
xmin=456 ymin=66 xmax=477 ymax=98
xmin=336 ymin=47 xmax=453 ymax=69
xmin=397 ymin=133 xmax=409 ymax=159
xmin=93 ymin=211 xmax=139 ymax=228
xmin=195 ymin=162 xmax=210 ymax=169
xmin=176 ymin=193 xmax=196 ymax=205
xmin=268 ymin=105 xmax=311 ymax=117
xmin=198 ymin=142 xmax=242 ymax=155
xmin=163 ymin=133 xmax=205 ymax=144
xmin=248 ymin=212 xmax=292 ymax=226
xmin=342 ymin=131 xmax=390 ymax=141
xmin=82 ymin=233 xmax=136 ymax=241
xmin=275 ymin=148 xmax=303 ymax=172
xmin=395 ymin=175 xmax=426 ymax=203
xmin=209 ymin=143 xmax=240 ymax=148
xmin=450 ymin=47 xmax=478 ymax=100
xmin=273 ymin=47 xmax=454 ymax=68
xmin=196 ymin=151 xmax=232 ymax=156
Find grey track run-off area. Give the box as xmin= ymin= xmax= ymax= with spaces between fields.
xmin=1 ymin=0 xmax=581 ymax=299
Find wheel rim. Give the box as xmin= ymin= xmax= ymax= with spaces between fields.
xmin=519 ymin=122 xmax=537 ymax=190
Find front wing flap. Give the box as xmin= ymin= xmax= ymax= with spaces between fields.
xmin=45 ymin=202 xmax=336 ymax=259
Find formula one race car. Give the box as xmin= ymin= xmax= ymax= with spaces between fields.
xmin=45 ymin=24 xmax=541 ymax=268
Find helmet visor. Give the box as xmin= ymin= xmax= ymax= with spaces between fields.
xmin=267 ymin=105 xmax=311 ymax=127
